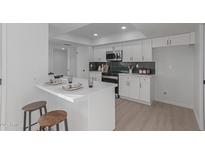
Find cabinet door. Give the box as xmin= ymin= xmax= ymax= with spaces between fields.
xmin=132 ymin=41 xmax=142 ymax=62
xmin=119 ymin=75 xmax=129 ymax=97
xmin=152 ymin=37 xmax=168 ymax=48
xmin=169 ymin=33 xmax=190 ymax=46
xmin=122 ymin=45 xmax=133 ymax=62
xmin=93 ymin=48 xmax=106 ymax=62
xmin=142 ymin=39 xmax=152 ymax=61
xmin=139 ymin=77 xmax=150 ymax=102
xmin=129 ymin=76 xmax=140 ymax=100
xmin=123 ymin=42 xmax=142 ymax=62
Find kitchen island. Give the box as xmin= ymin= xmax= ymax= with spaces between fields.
xmin=37 ymin=78 xmax=115 ymax=131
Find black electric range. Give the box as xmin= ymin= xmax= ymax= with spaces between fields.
xmin=102 ymin=72 xmax=119 ymax=97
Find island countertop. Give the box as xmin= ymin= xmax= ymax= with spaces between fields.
xmin=37 ymin=78 xmax=116 ymax=103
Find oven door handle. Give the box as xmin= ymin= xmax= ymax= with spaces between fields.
xmin=102 ymin=75 xmax=118 ymax=80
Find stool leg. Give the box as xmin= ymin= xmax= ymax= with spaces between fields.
xmin=39 ymin=126 xmax=45 ymax=131
xmin=39 ymin=108 xmax=42 ymax=116
xmin=23 ymin=111 xmax=27 ymax=131
xmin=56 ymin=124 xmax=59 ymax=131
xmin=64 ymin=119 xmax=68 ymax=131
xmin=48 ymin=126 xmax=51 ymax=131
xmin=28 ymin=111 xmax=32 ymax=131
xmin=44 ymin=106 xmax=47 ymax=114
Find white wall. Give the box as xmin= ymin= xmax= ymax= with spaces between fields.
xmin=76 ymin=46 xmax=90 ymax=79
xmin=48 ymin=46 xmax=54 ymax=73
xmin=193 ymin=24 xmax=204 ymax=130
xmin=0 ymin=24 xmax=2 ymax=121
xmin=53 ymin=48 xmax=68 ymax=76
xmin=153 ymin=45 xmax=194 ymax=109
xmin=3 ymin=24 xmax=48 ymax=130
xmin=68 ymin=47 xmax=77 ymax=77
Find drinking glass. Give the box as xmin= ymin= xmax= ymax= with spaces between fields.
xmin=68 ymin=74 xmax=73 ymax=84
xmin=88 ymin=77 xmax=93 ymax=88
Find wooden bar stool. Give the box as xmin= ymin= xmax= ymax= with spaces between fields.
xmin=22 ymin=101 xmax=47 ymax=131
xmin=38 ymin=110 xmax=68 ymax=131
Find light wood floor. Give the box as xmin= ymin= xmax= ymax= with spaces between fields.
xmin=115 ymin=98 xmax=199 ymax=131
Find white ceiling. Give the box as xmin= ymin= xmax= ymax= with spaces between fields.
xmin=67 ymin=23 xmax=138 ymax=39
xmin=49 ymin=23 xmax=197 ymax=47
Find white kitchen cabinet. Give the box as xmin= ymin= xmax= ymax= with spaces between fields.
xmin=119 ymin=75 xmax=129 ymax=97
xmin=129 ymin=76 xmax=140 ymax=100
xmin=93 ymin=47 xmax=106 ymax=62
xmin=152 ymin=32 xmax=195 ymax=48
xmin=114 ymin=44 xmax=123 ymax=51
xmin=89 ymin=71 xmax=102 ymax=82
xmin=119 ymin=74 xmax=152 ymax=105
xmin=123 ymin=41 xmax=142 ymax=62
xmin=139 ymin=77 xmax=150 ymax=102
xmin=142 ymin=39 xmax=152 ymax=61
xmin=152 ymin=36 xmax=169 ymax=48
xmin=169 ymin=33 xmax=190 ymax=46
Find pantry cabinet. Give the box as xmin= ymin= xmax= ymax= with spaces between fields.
xmin=119 ymin=74 xmax=152 ymax=105
xmin=152 ymin=32 xmax=195 ymax=48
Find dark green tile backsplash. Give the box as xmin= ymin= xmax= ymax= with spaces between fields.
xmin=89 ymin=61 xmax=155 ymax=74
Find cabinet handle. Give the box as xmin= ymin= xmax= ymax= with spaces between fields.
xmin=170 ymin=40 xmax=171 ymax=45
xmin=167 ymin=40 xmax=169 ymax=45
xmin=140 ymin=83 xmax=141 ymax=88
xmin=142 ymin=56 xmax=144 ymax=61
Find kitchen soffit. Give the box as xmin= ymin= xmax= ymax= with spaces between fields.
xmin=49 ymin=23 xmax=197 ymax=46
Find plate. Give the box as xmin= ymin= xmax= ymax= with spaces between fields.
xmin=62 ymin=83 xmax=83 ymax=91
xmin=45 ymin=79 xmax=63 ymax=85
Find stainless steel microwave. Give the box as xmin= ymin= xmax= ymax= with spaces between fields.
xmin=106 ymin=50 xmax=122 ymax=61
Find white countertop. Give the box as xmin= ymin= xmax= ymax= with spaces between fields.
xmin=118 ymin=73 xmax=154 ymax=78
xmin=36 ymin=78 xmax=116 ymax=103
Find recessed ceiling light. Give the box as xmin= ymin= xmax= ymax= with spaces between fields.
xmin=93 ymin=33 xmax=98 ymax=36
xmin=61 ymin=48 xmax=65 ymax=50
xmin=121 ymin=26 xmax=127 ymax=30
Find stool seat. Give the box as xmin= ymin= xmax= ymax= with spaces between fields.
xmin=38 ymin=110 xmax=67 ymax=128
xmin=22 ymin=101 xmax=47 ymax=111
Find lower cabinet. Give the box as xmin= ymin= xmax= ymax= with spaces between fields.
xmin=119 ymin=74 xmax=151 ymax=105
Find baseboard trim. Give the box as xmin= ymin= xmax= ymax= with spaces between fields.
xmin=153 ymin=99 xmax=193 ymax=109
xmin=120 ymin=96 xmax=152 ymax=106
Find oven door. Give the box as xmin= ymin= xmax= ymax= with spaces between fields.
xmin=102 ymin=76 xmax=119 ymax=95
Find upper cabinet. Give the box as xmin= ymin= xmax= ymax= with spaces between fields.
xmin=123 ymin=39 xmax=152 ymax=62
xmin=93 ymin=47 xmax=106 ymax=62
xmin=152 ymin=32 xmax=195 ymax=48
xmin=123 ymin=41 xmax=142 ymax=62
xmin=142 ymin=39 xmax=152 ymax=61
xmin=91 ymin=32 xmax=195 ymax=62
